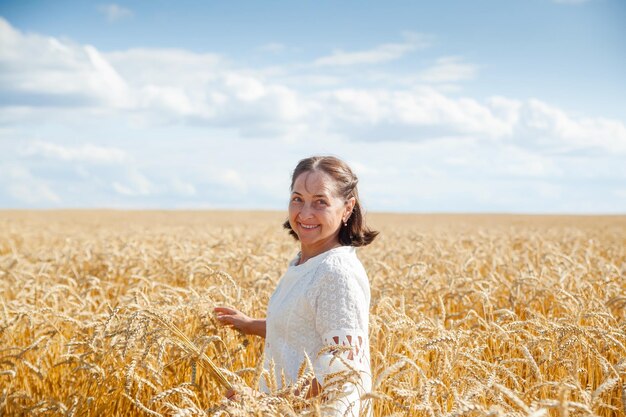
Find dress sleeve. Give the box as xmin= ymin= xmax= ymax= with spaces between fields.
xmin=312 ymin=261 xmax=369 ymax=387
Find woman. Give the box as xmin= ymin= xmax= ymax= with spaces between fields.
xmin=214 ymin=156 xmax=378 ymax=416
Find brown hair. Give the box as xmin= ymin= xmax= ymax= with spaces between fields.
xmin=283 ymin=156 xmax=378 ymax=247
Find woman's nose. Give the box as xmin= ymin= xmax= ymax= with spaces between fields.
xmin=299 ymin=202 xmax=314 ymax=219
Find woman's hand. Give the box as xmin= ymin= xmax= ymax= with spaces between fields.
xmin=214 ymin=306 xmax=251 ymax=333
xmin=214 ymin=307 xmax=266 ymax=338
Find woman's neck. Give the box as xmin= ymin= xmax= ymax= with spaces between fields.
xmin=298 ymin=240 xmax=342 ymax=265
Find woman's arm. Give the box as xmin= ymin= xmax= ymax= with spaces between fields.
xmin=245 ymin=318 xmax=266 ymax=338
xmin=214 ymin=307 xmax=266 ymax=338
xmin=311 ymin=263 xmax=370 ymax=390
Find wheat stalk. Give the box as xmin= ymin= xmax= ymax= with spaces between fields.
xmin=144 ymin=310 xmax=233 ymax=391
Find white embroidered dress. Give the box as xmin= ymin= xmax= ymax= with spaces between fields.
xmin=262 ymin=246 xmax=372 ymax=416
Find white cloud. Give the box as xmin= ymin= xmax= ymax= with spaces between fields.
xmin=0 ymin=165 xmax=60 ymax=204
xmin=2 ymin=14 xmax=625 ymax=157
xmin=321 ymin=87 xmax=513 ymax=139
xmin=139 ymin=85 xmax=195 ymax=115
xmin=169 ymin=179 xmax=197 ymax=196
xmin=97 ymin=4 xmax=133 ymax=22
xmin=0 ymin=17 xmax=131 ymax=108
xmin=259 ymin=43 xmax=288 ymax=54
xmin=105 ymin=48 xmax=222 ymax=85
xmin=84 ymin=45 xmax=131 ymax=106
xmin=112 ymin=170 xmax=154 ymax=196
xmin=225 ymin=73 xmax=267 ymax=101
xmin=111 ymin=182 xmax=134 ymax=196
xmin=8 ymin=182 xmax=60 ymax=204
xmin=515 ymin=99 xmax=626 ymax=153
xmin=279 ymin=74 xmax=341 ymax=87
xmin=313 ymin=87 xmax=626 ymax=157
xmin=1 ymin=17 xmax=626 ymax=213
xmin=487 ymin=96 xmax=523 ymax=126
xmin=419 ymin=56 xmax=478 ymax=83
xmin=23 ymin=141 xmax=129 ymax=164
xmin=445 ymin=144 xmax=563 ymax=178
xmin=313 ymin=32 xmax=431 ymax=67
xmin=105 ymin=48 xmax=310 ymax=126
xmin=0 ymin=19 xmax=308 ymax=133
xmin=216 ymin=169 xmax=247 ymax=191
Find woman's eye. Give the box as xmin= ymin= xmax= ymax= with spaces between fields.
xmin=317 ymin=199 xmax=328 ymax=206
xmin=291 ymin=196 xmax=302 ymax=203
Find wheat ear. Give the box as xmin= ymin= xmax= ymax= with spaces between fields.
xmin=145 ymin=310 xmax=233 ymax=391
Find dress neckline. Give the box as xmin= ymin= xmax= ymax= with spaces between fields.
xmin=288 ymin=245 xmax=354 ymax=272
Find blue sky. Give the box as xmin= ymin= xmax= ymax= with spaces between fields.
xmin=1 ymin=0 xmax=625 ymax=213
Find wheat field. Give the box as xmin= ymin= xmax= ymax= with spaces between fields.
xmin=0 ymin=210 xmax=625 ymax=417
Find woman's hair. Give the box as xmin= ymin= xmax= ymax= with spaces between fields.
xmin=283 ymin=155 xmax=378 ymax=247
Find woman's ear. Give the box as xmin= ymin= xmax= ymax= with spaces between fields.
xmin=346 ymin=197 xmax=356 ymax=217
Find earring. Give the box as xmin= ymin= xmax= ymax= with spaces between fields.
xmin=344 ymin=221 xmax=348 ymax=227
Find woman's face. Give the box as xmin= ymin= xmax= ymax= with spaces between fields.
xmin=288 ymin=170 xmax=354 ymax=254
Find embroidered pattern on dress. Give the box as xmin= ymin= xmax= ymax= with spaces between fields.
xmin=322 ymin=330 xmax=368 ymax=365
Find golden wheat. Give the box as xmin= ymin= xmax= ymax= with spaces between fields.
xmin=0 ymin=210 xmax=624 ymax=416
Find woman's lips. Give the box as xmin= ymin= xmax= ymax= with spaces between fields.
xmin=299 ymin=222 xmax=319 ymax=230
